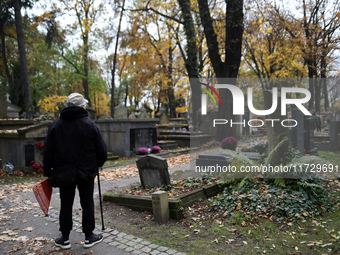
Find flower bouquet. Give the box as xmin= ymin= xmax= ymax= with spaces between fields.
xmin=137 ymin=147 xmax=149 ymax=155
xmin=151 ymin=146 xmax=161 ymax=154
xmin=221 ymin=136 xmax=238 ymax=150
xmin=31 ymin=161 xmax=44 ymax=174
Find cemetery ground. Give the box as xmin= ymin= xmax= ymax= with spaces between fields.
xmin=0 ymin=149 xmax=339 ymax=254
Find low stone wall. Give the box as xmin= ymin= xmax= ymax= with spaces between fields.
xmin=0 ymin=120 xmax=35 ymax=130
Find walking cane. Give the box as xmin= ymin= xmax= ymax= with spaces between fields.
xmin=97 ymin=167 xmax=105 ymax=231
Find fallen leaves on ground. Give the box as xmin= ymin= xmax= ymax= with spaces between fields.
xmin=100 ymin=154 xmax=193 ymax=181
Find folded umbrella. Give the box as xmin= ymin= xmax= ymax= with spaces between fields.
xmin=32 ymin=179 xmax=52 ymax=216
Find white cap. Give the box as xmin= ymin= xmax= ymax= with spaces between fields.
xmin=66 ymin=93 xmax=89 ymax=106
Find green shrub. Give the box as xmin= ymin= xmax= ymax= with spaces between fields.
xmin=206 ymin=178 xmax=333 ymax=221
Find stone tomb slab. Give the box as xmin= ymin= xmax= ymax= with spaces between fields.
xmin=195 ymin=151 xmax=231 ymax=170
xmin=136 ymin=155 xmax=170 ymax=188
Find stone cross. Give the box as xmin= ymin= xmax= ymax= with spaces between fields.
xmin=5 ymin=93 xmax=11 ymax=103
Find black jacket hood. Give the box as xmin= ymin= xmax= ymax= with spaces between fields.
xmin=60 ymin=106 xmax=88 ymax=120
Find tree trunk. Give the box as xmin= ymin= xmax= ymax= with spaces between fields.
xmin=13 ymin=0 xmax=32 ymax=119
xmin=83 ymin=33 xmax=90 ymax=106
xmin=198 ymin=0 xmax=243 ymax=140
xmin=111 ymin=0 xmax=125 ymax=118
xmin=177 ymin=0 xmax=200 ymax=129
xmin=321 ymin=55 xmax=328 ymax=111
xmin=315 ymin=79 xmax=321 ymax=113
xmin=168 ymin=45 xmax=176 ymax=118
xmin=1 ymin=34 xmax=14 ymax=89
xmin=124 ymin=83 xmax=128 ymax=107
xmin=307 ymin=65 xmax=315 ymax=110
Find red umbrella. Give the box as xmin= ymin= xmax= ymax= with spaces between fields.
xmin=32 ymin=179 xmax=52 ymax=216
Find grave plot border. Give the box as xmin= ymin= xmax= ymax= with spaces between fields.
xmin=103 ymin=182 xmax=227 ymax=220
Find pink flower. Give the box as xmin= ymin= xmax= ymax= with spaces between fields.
xmin=31 ymin=163 xmax=40 ymax=170
xmin=151 ymin=146 xmax=161 ymax=153
xmin=38 ymin=168 xmax=44 ymax=174
xmin=137 ymin=147 xmax=149 ymax=155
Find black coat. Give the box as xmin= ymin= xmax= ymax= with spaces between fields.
xmin=43 ymin=106 xmax=107 ymax=180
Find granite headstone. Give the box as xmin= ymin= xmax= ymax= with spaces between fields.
xmin=114 ymin=104 xmax=128 ymax=119
xmin=158 ymin=106 xmax=168 ymax=124
xmin=136 ymin=154 xmax=170 ymax=188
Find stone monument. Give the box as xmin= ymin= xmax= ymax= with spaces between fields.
xmin=5 ymin=95 xmax=22 ymax=118
xmin=139 ymin=106 xmax=150 ymax=119
xmin=136 ymin=154 xmax=170 ymax=188
xmin=158 ymin=106 xmax=168 ymax=124
xmin=330 ymin=121 xmax=340 ymax=143
xmin=114 ymin=102 xmax=128 ymax=119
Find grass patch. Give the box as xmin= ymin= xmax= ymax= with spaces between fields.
xmin=0 ymin=171 xmax=44 ymax=184
xmin=103 ymin=157 xmax=137 ymax=168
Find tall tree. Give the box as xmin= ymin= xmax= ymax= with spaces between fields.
xmin=13 ymin=0 xmax=32 ymax=118
xmin=60 ymin=0 xmax=103 ymax=107
xmin=110 ymin=0 xmax=125 ymax=118
xmin=0 ymin=0 xmax=15 ymax=90
xmin=131 ymin=0 xmax=200 ymax=126
xmin=198 ymin=0 xmax=244 ymax=139
xmin=242 ymin=0 xmax=306 ymax=150
xmin=177 ymin=0 xmax=200 ymax=127
xmin=274 ymin=0 xmax=340 ymax=112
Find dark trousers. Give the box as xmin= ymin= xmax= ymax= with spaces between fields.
xmin=59 ymin=178 xmax=95 ymax=237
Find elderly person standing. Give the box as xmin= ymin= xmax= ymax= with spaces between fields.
xmin=43 ymin=93 xmax=107 ymax=249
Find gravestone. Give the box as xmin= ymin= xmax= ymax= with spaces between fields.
xmin=136 ymin=154 xmax=170 ymax=188
xmin=304 ymin=116 xmax=317 ymax=154
xmin=290 ymin=109 xmax=305 ymax=154
xmin=139 ymin=106 xmax=150 ymax=119
xmin=114 ymin=104 xmax=128 ymax=119
xmin=159 ymin=106 xmax=168 ymax=124
xmin=330 ymin=121 xmax=340 ymax=143
xmin=3 ymin=93 xmax=22 ymax=118
xmin=6 ymin=103 xmax=21 ymax=118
